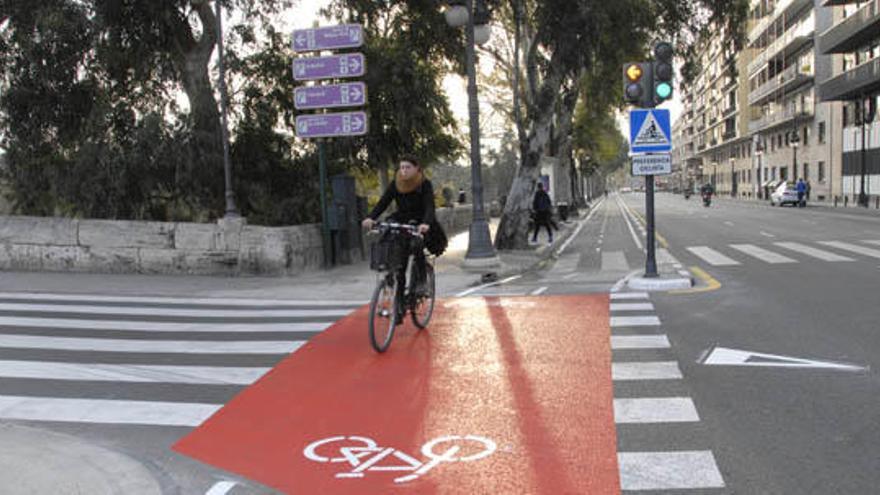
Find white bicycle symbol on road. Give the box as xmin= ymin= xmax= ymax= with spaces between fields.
xmin=303 ymin=434 xmax=497 ymax=483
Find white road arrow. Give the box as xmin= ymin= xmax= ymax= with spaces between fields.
xmin=701 ymin=347 xmax=866 ymax=372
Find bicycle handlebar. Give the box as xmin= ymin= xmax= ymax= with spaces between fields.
xmin=368 ymin=221 xmax=423 ymax=239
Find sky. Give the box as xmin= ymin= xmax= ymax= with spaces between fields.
xmin=284 ymin=1 xmax=683 ymax=152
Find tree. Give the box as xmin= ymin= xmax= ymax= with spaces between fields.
xmin=0 ymin=0 xmax=293 ymax=221
xmin=487 ymin=0 xmax=749 ymax=249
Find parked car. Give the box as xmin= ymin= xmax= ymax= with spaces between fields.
xmin=770 ymin=181 xmax=800 ymax=206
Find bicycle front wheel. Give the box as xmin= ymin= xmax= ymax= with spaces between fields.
xmin=369 ymin=276 xmax=399 ymax=353
xmin=411 ymin=264 xmax=435 ymax=329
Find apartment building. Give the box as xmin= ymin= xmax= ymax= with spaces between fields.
xmin=817 ymin=0 xmax=880 ymax=205
xmin=675 ymin=22 xmax=753 ymax=198
xmin=676 ymin=0 xmax=847 ymax=202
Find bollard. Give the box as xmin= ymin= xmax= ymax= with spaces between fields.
xmin=876 ymin=196 xmax=879 ymax=209
xmin=845 ymin=196 xmax=849 ymax=207
xmin=834 ymin=196 xmax=838 ymax=207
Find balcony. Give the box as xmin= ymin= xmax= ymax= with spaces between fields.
xmin=748 ymin=62 xmax=815 ymax=106
xmin=749 ymin=0 xmax=814 ymax=47
xmin=748 ymin=12 xmax=815 ymax=76
xmin=748 ymin=100 xmax=816 ymax=133
xmin=819 ymin=0 xmax=880 ymax=54
xmin=819 ymin=57 xmax=880 ymax=102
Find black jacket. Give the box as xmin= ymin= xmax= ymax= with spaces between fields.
xmin=368 ymin=179 xmax=436 ymax=225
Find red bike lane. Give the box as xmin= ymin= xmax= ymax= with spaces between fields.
xmin=174 ymin=294 xmax=620 ymax=494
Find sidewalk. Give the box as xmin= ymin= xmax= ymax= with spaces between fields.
xmin=1 ymin=212 xmax=590 ymax=301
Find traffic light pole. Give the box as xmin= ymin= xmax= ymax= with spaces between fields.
xmin=644 ymin=174 xmax=658 ymax=278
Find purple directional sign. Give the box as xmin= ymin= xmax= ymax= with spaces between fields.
xmin=294 ymin=82 xmax=367 ymax=110
xmin=292 ymin=53 xmax=365 ymax=81
xmin=292 ymin=24 xmax=364 ymax=53
xmin=296 ymin=111 xmax=368 ymax=139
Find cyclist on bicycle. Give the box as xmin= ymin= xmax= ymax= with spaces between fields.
xmin=362 ymin=156 xmax=437 ymax=324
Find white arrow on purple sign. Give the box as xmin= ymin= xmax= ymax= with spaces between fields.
xmin=294 ymin=83 xmax=367 ymax=110
xmin=296 ymin=111 xmax=368 ymax=139
xmin=292 ymin=53 xmax=366 ymax=81
xmin=292 ymin=24 xmax=364 ymax=53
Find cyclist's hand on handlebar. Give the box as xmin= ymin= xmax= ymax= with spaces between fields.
xmin=417 ymin=223 xmax=430 ymax=235
xmin=362 ymin=218 xmax=375 ymax=230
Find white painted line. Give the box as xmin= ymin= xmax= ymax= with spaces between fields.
xmin=773 ymin=242 xmax=854 ymax=262
xmin=617 ymin=197 xmax=644 ymax=250
xmin=0 ymin=302 xmax=351 ymax=318
xmin=609 ymin=303 xmax=654 ymax=312
xmin=0 ymin=292 xmax=366 ymax=307
xmin=729 ymin=244 xmax=796 ymax=264
xmin=678 ymin=270 xmax=691 ymax=277
xmin=724 ymin=221 xmax=734 ymax=226
xmin=863 ymin=240 xmax=880 ymax=246
xmin=686 ymin=246 xmax=741 ymax=266
xmin=612 ymin=362 xmax=682 ymax=380
xmin=601 ymin=251 xmax=630 ymax=272
xmin=206 ymin=481 xmax=237 ymax=495
xmin=818 ymin=241 xmax=880 ymax=260
xmin=558 ymin=198 xmax=603 ymax=255
xmin=0 ymin=395 xmax=219 ymax=426
xmin=618 ymin=451 xmax=725 ymax=490
xmin=611 ymin=335 xmax=670 ymax=349
xmin=0 ymin=360 xmax=268 ymax=385
xmin=455 ymin=275 xmax=522 ymax=297
xmin=610 ymin=316 xmax=661 ymax=327
xmin=0 ymin=316 xmax=329 ymax=333
xmin=0 ymin=334 xmax=304 ymax=355
xmin=562 ymin=273 xmax=579 ymax=280
xmin=610 ymin=292 xmax=649 ymax=300
xmin=614 ymin=398 xmax=699 ymax=423
xmin=530 ymin=287 xmax=548 ymax=296
xmin=760 ymin=231 xmax=776 ymax=238
xmin=701 ymin=347 xmax=866 ymax=371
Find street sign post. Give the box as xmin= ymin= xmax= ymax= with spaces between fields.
xmin=632 ymin=153 xmax=672 ymax=176
xmin=292 ymin=24 xmax=364 ymax=53
xmin=629 ymin=109 xmax=672 ymax=153
xmin=295 ymin=111 xmax=368 ymax=139
xmin=292 ymin=53 xmax=365 ymax=81
xmin=294 ymin=82 xmax=367 ymax=110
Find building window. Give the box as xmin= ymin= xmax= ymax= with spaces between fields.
xmin=803 ymin=126 xmax=809 ymax=146
xmin=818 ymin=122 xmax=826 ymax=143
xmin=772 ymin=167 xmax=777 ymax=180
xmin=804 ymin=163 xmax=810 ymax=181
xmin=818 ymin=161 xmax=825 ymax=182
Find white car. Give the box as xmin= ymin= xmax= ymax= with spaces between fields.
xmin=770 ymin=181 xmax=801 ymax=206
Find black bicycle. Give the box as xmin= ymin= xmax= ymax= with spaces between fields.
xmin=367 ymin=222 xmax=436 ymax=353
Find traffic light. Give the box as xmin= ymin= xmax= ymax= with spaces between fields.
xmin=623 ymin=62 xmax=651 ymax=107
xmin=652 ymin=41 xmax=674 ymax=105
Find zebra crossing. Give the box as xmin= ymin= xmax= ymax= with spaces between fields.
xmin=685 ymin=239 xmax=880 ymax=266
xmin=0 ymin=292 xmax=364 ymax=427
xmin=610 ymin=291 xmax=726 ymax=492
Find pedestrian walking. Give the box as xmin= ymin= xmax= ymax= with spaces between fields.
xmin=531 ymin=182 xmax=554 ymax=244
xmin=796 ymin=178 xmax=807 ymax=207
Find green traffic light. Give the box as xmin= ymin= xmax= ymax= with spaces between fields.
xmin=655 ymin=82 xmax=672 ymax=99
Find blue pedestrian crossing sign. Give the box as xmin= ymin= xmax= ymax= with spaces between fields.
xmin=629 ymin=109 xmax=672 ymax=153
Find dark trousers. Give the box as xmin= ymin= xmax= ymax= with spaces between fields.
xmin=532 ymin=212 xmax=554 ymax=241
xmin=797 ymin=192 xmax=805 ymax=207
xmin=394 ymin=246 xmax=426 ymax=314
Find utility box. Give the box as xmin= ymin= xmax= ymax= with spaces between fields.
xmin=330 ymin=174 xmax=362 ymax=265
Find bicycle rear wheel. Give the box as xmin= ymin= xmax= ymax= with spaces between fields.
xmin=411 ymin=264 xmax=435 ymax=329
xmin=369 ymin=276 xmax=399 ymax=353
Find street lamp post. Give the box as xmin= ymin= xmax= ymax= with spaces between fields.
xmin=754 ymin=135 xmax=764 ymax=199
xmin=445 ymin=0 xmax=500 ymax=269
xmin=858 ymin=95 xmax=871 ymax=207
xmin=215 ymin=0 xmax=239 ymax=218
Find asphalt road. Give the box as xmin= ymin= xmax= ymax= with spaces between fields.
xmin=477 ymin=192 xmax=880 ymax=494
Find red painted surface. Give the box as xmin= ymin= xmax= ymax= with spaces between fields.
xmin=174 ymin=295 xmax=619 ymax=494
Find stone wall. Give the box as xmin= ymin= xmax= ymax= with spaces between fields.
xmin=0 ymin=205 xmax=472 ymax=276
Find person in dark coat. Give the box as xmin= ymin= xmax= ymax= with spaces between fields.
xmin=362 ymin=156 xmax=438 ymax=323
xmin=531 ymin=182 xmax=554 ymax=244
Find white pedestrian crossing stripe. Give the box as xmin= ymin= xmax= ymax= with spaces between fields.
xmin=614 ymin=397 xmax=700 ymax=424
xmin=618 ymin=451 xmax=725 ymax=490
xmin=686 ymin=246 xmax=741 ymax=266
xmin=729 ymin=244 xmax=796 ymax=264
xmin=773 ymin=242 xmax=854 ymax=262
xmin=818 ymin=241 xmax=880 ymax=260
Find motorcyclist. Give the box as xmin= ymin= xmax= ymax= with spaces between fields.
xmin=700 ymin=182 xmax=715 ymax=198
